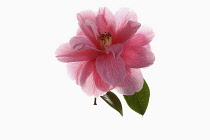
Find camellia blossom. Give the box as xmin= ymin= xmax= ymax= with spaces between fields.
xmin=56 ymin=7 xmax=155 ymax=97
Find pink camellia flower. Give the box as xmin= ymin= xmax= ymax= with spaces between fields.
xmin=56 ymin=7 xmax=155 ymax=97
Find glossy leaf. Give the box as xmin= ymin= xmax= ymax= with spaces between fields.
xmin=101 ymin=91 xmax=123 ymax=116
xmin=123 ymin=80 xmax=150 ymax=115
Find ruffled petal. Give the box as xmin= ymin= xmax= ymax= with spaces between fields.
xmin=81 ymin=60 xmax=113 ymax=97
xmin=69 ymin=35 xmax=100 ymax=51
xmin=121 ymin=44 xmax=155 ymax=68
xmin=67 ymin=60 xmax=113 ymax=97
xmin=115 ymin=68 xmax=143 ymax=95
xmin=125 ymin=25 xmax=154 ymax=48
xmin=77 ymin=10 xmax=99 ymax=44
xmin=84 ymin=19 xmax=99 ymax=39
xmin=67 ymin=61 xmax=87 ymax=84
xmin=96 ymin=7 xmax=116 ymax=34
xmin=56 ymin=43 xmax=103 ymax=63
xmin=115 ymin=8 xmax=138 ymax=31
xmin=77 ymin=10 xmax=96 ymax=21
xmin=105 ymin=43 xmax=123 ymax=58
xmin=76 ymin=28 xmax=84 ymax=35
xmin=114 ymin=20 xmax=141 ymax=44
xmin=96 ymin=54 xmax=126 ymax=85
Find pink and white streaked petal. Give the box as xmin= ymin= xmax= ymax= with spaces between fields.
xmin=96 ymin=54 xmax=126 ymax=85
xmin=67 ymin=61 xmax=87 ymax=84
xmin=125 ymin=25 xmax=154 ymax=48
xmin=84 ymin=19 xmax=100 ymax=39
xmin=56 ymin=43 xmax=103 ymax=63
xmin=93 ymin=71 xmax=114 ymax=93
xmin=69 ymin=35 xmax=100 ymax=51
xmin=81 ymin=72 xmax=108 ymax=97
xmin=96 ymin=7 xmax=116 ymax=34
xmin=121 ymin=44 xmax=155 ymax=68
xmin=105 ymin=43 xmax=124 ymax=58
xmin=74 ymin=60 xmax=112 ymax=97
xmin=114 ymin=20 xmax=141 ymax=44
xmin=67 ymin=61 xmax=112 ymax=97
xmin=77 ymin=11 xmax=99 ymax=44
xmin=76 ymin=28 xmax=85 ymax=35
xmin=115 ymin=68 xmax=144 ymax=95
xmin=115 ymin=8 xmax=138 ymax=31
xmin=77 ymin=10 xmax=96 ymax=21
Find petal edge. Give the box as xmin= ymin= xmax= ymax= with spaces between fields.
xmin=96 ymin=54 xmax=126 ymax=85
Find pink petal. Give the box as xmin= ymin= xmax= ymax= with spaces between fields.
xmin=96 ymin=7 xmax=116 ymax=34
xmin=84 ymin=19 xmax=99 ymax=39
xmin=77 ymin=10 xmax=96 ymax=21
xmin=67 ymin=60 xmax=113 ymax=97
xmin=77 ymin=10 xmax=99 ymax=44
xmin=121 ymin=44 xmax=155 ymax=68
xmin=69 ymin=35 xmax=100 ymax=51
xmin=125 ymin=26 xmax=154 ymax=48
xmin=105 ymin=43 xmax=123 ymax=58
xmin=115 ymin=8 xmax=138 ymax=31
xmin=96 ymin=54 xmax=126 ymax=85
xmin=114 ymin=20 xmax=141 ymax=44
xmin=76 ymin=28 xmax=84 ymax=35
xmin=67 ymin=61 xmax=87 ymax=84
xmin=115 ymin=68 xmax=144 ymax=95
xmin=81 ymin=73 xmax=107 ymax=97
xmin=81 ymin=60 xmax=113 ymax=97
xmin=56 ymin=43 xmax=103 ymax=63
xmin=93 ymin=71 xmax=114 ymax=93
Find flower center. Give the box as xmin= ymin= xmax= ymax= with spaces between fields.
xmin=99 ymin=32 xmax=112 ymax=48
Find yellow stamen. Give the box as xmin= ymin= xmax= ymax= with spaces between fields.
xmin=99 ymin=32 xmax=112 ymax=48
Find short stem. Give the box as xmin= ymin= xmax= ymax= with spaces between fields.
xmin=93 ymin=97 xmax=97 ymax=105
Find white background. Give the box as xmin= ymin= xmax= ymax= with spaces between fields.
xmin=0 ymin=0 xmax=210 ymax=139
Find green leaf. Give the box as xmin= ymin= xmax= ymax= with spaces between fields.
xmin=123 ymin=80 xmax=150 ymax=116
xmin=101 ymin=91 xmax=123 ymax=116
